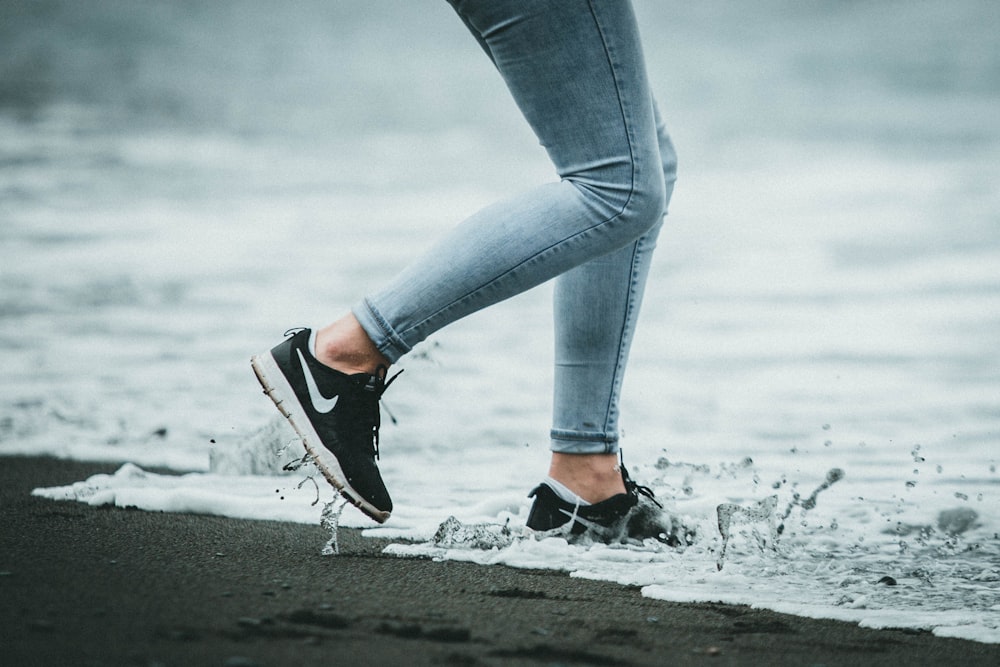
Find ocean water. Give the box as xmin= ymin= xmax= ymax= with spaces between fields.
xmin=4 ymin=0 xmax=999 ymax=643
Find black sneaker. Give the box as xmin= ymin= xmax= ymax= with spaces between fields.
xmin=526 ymin=464 xmax=691 ymax=545
xmin=251 ymin=328 xmax=400 ymax=523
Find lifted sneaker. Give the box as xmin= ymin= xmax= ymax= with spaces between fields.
xmin=526 ymin=464 xmax=689 ymax=545
xmin=251 ymin=328 xmax=400 ymax=523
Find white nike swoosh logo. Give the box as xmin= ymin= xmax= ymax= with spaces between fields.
xmin=297 ymin=349 xmax=339 ymax=413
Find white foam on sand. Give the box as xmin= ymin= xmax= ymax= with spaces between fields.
xmin=31 ymin=442 xmax=1000 ymax=644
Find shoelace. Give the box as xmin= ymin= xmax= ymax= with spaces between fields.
xmin=368 ymin=366 xmax=403 ymax=460
xmin=619 ymin=462 xmax=663 ymax=509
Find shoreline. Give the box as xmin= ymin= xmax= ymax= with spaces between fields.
xmin=2 ymin=456 xmax=998 ymax=666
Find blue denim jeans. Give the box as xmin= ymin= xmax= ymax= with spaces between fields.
xmin=354 ymin=0 xmax=677 ymax=454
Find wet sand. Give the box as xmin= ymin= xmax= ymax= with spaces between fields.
xmin=2 ymin=457 xmax=997 ymax=667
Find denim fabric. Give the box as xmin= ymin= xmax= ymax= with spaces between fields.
xmin=353 ymin=0 xmax=677 ymax=453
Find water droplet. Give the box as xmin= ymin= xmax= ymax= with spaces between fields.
xmin=822 ymin=424 xmax=831 ymax=431
xmin=823 ymin=440 xmax=832 ymax=447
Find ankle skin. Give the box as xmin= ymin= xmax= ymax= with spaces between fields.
xmin=547 ymin=452 xmax=626 ymax=504
xmin=315 ymin=315 xmax=390 ymax=375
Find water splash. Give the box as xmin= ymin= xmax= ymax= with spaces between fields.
xmin=282 ymin=451 xmax=314 ymax=473
xmin=320 ymin=498 xmax=349 ymax=556
xmin=714 ymin=467 xmax=845 ymax=569
xmin=208 ymin=417 xmax=299 ymax=475
xmin=625 ymin=497 xmax=697 ymax=547
xmin=777 ymin=467 xmax=845 ymax=535
xmin=716 ymin=495 xmax=779 ymax=570
xmin=296 ymin=475 xmax=321 ymax=506
xmin=432 ymin=516 xmax=516 ymax=550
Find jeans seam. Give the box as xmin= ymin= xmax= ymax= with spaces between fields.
xmin=585 ymin=0 xmax=638 ymax=210
xmin=602 ymin=235 xmax=644 ymax=435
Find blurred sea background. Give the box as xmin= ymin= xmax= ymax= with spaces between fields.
xmin=3 ymin=0 xmax=999 ymax=641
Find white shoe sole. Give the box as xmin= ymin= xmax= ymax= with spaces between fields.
xmin=251 ymin=351 xmax=391 ymax=524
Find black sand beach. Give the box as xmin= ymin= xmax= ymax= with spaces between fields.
xmin=2 ymin=457 xmax=997 ymax=667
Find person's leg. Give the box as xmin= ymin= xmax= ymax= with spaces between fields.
xmin=313 ymin=102 xmax=675 ymax=390
xmin=350 ymin=0 xmax=666 ymax=365
xmin=255 ymin=0 xmax=673 ymax=525
xmin=548 ymin=98 xmax=677 ymax=502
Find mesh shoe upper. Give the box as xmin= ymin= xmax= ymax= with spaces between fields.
xmin=262 ymin=328 xmax=397 ymax=517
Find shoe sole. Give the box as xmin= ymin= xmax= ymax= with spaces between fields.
xmin=251 ymin=351 xmax=391 ymax=524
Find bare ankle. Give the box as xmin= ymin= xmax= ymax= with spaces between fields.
xmin=547 ymin=452 xmax=626 ymax=504
xmin=314 ymin=315 xmax=390 ymax=375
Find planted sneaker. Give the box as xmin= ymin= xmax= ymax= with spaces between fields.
xmin=526 ymin=464 xmax=692 ymax=545
xmin=251 ymin=328 xmax=399 ymax=523
xmin=526 ymin=483 xmax=638 ymax=540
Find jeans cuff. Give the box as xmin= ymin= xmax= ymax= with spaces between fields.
xmin=549 ymin=429 xmax=619 ymax=454
xmin=352 ymin=299 xmax=411 ymax=364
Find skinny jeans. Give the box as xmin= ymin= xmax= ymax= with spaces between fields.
xmin=354 ymin=0 xmax=678 ymax=454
